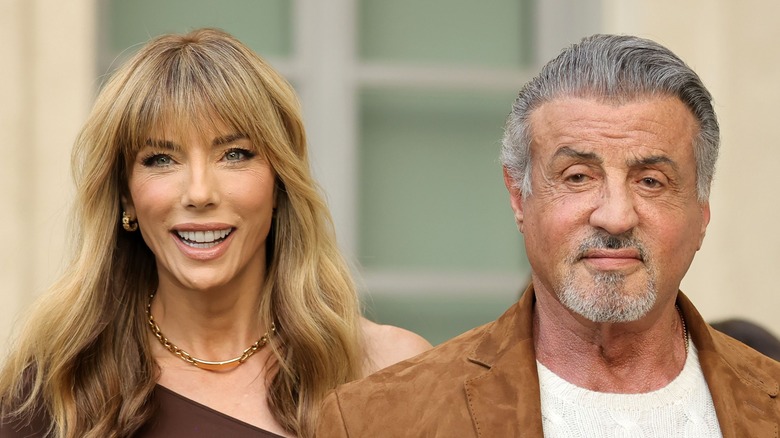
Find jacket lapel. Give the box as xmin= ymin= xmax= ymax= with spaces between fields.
xmin=464 ymin=286 xmax=545 ymax=437
xmin=679 ymin=293 xmax=779 ymax=438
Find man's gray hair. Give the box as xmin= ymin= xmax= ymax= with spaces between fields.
xmin=501 ymin=34 xmax=719 ymax=201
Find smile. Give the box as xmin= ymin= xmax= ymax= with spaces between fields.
xmin=175 ymin=228 xmax=233 ymax=248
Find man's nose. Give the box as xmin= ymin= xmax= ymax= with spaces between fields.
xmin=588 ymin=178 xmax=639 ymax=236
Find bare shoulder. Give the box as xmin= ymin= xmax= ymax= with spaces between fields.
xmin=360 ymin=317 xmax=433 ymax=375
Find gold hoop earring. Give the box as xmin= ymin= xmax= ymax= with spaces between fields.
xmin=122 ymin=211 xmax=138 ymax=232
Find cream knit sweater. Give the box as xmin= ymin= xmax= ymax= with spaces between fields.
xmin=537 ymin=342 xmax=722 ymax=437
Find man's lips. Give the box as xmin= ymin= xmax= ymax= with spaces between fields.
xmin=580 ymin=248 xmax=643 ymax=270
xmin=581 ymin=248 xmax=642 ymax=260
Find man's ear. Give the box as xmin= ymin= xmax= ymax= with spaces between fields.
xmin=503 ymin=167 xmax=525 ymax=233
xmin=697 ymin=201 xmax=711 ymax=250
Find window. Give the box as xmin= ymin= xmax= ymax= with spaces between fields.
xmin=103 ymin=0 xmax=598 ymax=344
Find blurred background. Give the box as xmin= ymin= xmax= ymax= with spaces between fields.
xmin=1 ymin=0 xmax=779 ymax=348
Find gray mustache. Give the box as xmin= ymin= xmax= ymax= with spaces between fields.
xmin=576 ymin=232 xmax=647 ymax=261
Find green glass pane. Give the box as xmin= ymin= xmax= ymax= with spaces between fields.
xmin=358 ymin=0 xmax=534 ymax=67
xmin=364 ymin=292 xmax=520 ymax=345
xmin=107 ymin=0 xmax=291 ymax=57
xmin=358 ymin=88 xmax=526 ymax=271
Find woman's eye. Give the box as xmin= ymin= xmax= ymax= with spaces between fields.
xmin=142 ymin=154 xmax=174 ymax=167
xmin=225 ymin=150 xmax=243 ymax=161
xmin=224 ymin=148 xmax=255 ymax=161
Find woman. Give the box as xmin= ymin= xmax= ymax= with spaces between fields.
xmin=0 ymin=28 xmax=430 ymax=438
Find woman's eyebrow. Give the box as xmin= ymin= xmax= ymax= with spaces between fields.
xmin=143 ymin=134 xmax=248 ymax=150
xmin=144 ymin=139 xmax=179 ymax=150
xmin=212 ymin=133 xmax=248 ymax=146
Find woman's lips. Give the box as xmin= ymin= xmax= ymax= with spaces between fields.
xmin=170 ymin=225 xmax=235 ymax=260
xmin=175 ymin=228 xmax=233 ymax=248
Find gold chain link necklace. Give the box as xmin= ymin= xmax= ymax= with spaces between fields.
xmin=675 ymin=304 xmax=689 ymax=354
xmin=146 ymin=292 xmax=275 ymax=371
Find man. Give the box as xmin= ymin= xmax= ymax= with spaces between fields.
xmin=316 ymin=34 xmax=780 ymax=437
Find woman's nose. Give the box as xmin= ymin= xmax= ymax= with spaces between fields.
xmin=181 ymin=164 xmax=219 ymax=209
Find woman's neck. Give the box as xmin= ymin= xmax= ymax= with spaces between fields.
xmin=149 ymin=276 xmax=270 ymax=362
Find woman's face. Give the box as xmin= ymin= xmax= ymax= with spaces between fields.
xmin=123 ymin=120 xmax=276 ymax=292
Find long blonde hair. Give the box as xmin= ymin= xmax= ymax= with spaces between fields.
xmin=0 ymin=28 xmax=363 ymax=437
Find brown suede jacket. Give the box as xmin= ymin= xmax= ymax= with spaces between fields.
xmin=316 ymin=288 xmax=780 ymax=437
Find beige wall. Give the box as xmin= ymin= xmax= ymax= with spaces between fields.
xmin=0 ymin=0 xmax=96 ymax=350
xmin=603 ymin=0 xmax=780 ymax=334
xmin=1 ymin=0 xmax=779 ymax=350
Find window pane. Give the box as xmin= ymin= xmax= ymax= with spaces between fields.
xmin=365 ymin=291 xmax=520 ymax=345
xmin=358 ymin=88 xmax=526 ymax=271
xmin=358 ymin=0 xmax=534 ymax=67
xmin=106 ymin=0 xmax=291 ymax=57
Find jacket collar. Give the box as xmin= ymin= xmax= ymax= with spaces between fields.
xmin=464 ymin=284 xmax=544 ymax=437
xmin=462 ymin=287 xmax=779 ymax=438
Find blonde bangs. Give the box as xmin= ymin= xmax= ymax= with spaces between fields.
xmin=113 ymin=35 xmax=293 ymax=171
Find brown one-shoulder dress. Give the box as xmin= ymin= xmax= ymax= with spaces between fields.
xmin=0 ymin=385 xmax=285 ymax=438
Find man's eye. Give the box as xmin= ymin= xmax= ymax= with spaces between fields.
xmin=640 ymin=177 xmax=661 ymax=188
xmin=566 ymin=173 xmax=588 ymax=183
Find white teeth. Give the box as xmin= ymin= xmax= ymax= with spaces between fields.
xmin=176 ymin=228 xmax=232 ymax=247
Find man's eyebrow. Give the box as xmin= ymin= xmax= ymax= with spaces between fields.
xmin=552 ymin=146 xmax=602 ymax=163
xmin=628 ymin=155 xmax=678 ymax=171
xmin=213 ymin=133 xmax=248 ymax=146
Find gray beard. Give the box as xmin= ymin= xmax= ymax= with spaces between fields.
xmin=559 ymin=269 xmax=656 ymax=323
xmin=557 ymin=231 xmax=657 ymax=323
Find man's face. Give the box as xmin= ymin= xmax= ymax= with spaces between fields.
xmin=507 ymin=96 xmax=710 ymax=323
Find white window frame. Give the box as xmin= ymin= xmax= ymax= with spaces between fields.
xmin=273 ymin=0 xmax=601 ymax=298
